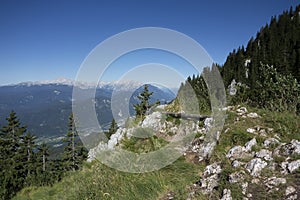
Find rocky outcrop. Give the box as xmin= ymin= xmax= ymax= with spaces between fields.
xmin=220 ymin=189 xmax=232 ymax=200
xmin=245 ymin=158 xmax=268 ymax=177
xmin=198 ymin=163 xmax=222 ymax=194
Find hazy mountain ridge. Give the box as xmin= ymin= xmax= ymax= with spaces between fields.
xmin=0 ymin=79 xmax=175 ymax=145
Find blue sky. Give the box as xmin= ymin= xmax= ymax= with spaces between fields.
xmin=0 ymin=0 xmax=299 ymax=86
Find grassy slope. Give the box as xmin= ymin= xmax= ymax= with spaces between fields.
xmin=14 ymin=158 xmax=205 ymax=200
xmin=14 ymin=106 xmax=300 ymax=200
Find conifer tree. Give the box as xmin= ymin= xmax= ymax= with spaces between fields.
xmin=0 ymin=111 xmax=27 ymax=199
xmin=107 ymin=118 xmax=118 ymax=139
xmin=38 ymin=142 xmax=49 ymax=173
xmin=134 ymin=84 xmax=154 ymax=119
xmin=62 ymin=113 xmax=87 ymax=171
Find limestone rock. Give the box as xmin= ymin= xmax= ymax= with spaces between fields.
xmin=255 ymin=149 xmax=273 ymax=161
xmin=229 ymin=171 xmax=245 ymax=183
xmin=245 ymin=158 xmax=268 ymax=177
xmin=198 ymin=141 xmax=217 ymax=162
xmin=263 ymin=138 xmax=280 ymax=148
xmin=203 ymin=162 xmax=222 ymax=177
xmin=141 ymin=111 xmax=162 ymax=131
xmin=232 ymin=160 xmax=243 ymax=168
xmin=244 ymin=138 xmax=257 ymax=152
xmin=199 ymin=174 xmax=219 ymax=194
xmin=226 ymin=146 xmax=252 ymax=160
xmin=264 ymin=177 xmax=286 ymax=189
xmin=237 ymin=107 xmax=248 ymax=115
xmin=241 ymin=182 xmax=248 ymax=195
xmin=247 ymin=112 xmax=260 ymax=118
xmin=287 ymin=159 xmax=300 ymax=173
xmin=247 ymin=128 xmax=256 ymax=134
xmin=286 ymin=186 xmax=296 ymax=196
xmin=220 ymin=189 xmax=232 ymax=200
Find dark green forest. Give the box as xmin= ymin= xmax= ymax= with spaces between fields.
xmin=0 ymin=112 xmax=87 ymax=199
xmin=181 ymin=5 xmax=300 ymax=114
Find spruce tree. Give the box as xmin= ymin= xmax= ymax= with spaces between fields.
xmin=133 ymin=84 xmax=154 ymax=119
xmin=62 ymin=113 xmax=87 ymax=171
xmin=21 ymin=132 xmax=37 ymax=186
xmin=107 ymin=118 xmax=118 ymax=139
xmin=0 ymin=111 xmax=27 ymax=199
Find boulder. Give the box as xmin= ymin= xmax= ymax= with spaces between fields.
xmin=264 ymin=177 xmax=286 ymax=189
xmin=232 ymin=160 xmax=243 ymax=168
xmin=226 ymin=146 xmax=252 ymax=160
xmin=263 ymin=138 xmax=280 ymax=148
xmin=199 ymin=174 xmax=219 ymax=194
xmin=286 ymin=186 xmax=296 ymax=196
xmin=255 ymin=149 xmax=273 ymax=161
xmin=203 ymin=162 xmax=222 ymax=177
xmin=247 ymin=128 xmax=256 ymax=134
xmin=220 ymin=189 xmax=232 ymax=200
xmin=245 ymin=158 xmax=268 ymax=177
xmin=247 ymin=112 xmax=260 ymax=118
xmin=244 ymin=138 xmax=257 ymax=152
xmin=141 ymin=111 xmax=162 ymax=131
xmin=236 ymin=107 xmax=248 ymax=115
xmin=287 ymin=159 xmax=300 ymax=173
xmin=229 ymin=171 xmax=245 ymax=183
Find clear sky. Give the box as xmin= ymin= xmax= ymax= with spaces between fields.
xmin=0 ymin=0 xmax=299 ymax=86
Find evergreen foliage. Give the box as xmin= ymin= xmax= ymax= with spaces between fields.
xmin=0 ymin=112 xmax=88 ymax=199
xmin=221 ymin=5 xmax=300 ymax=87
xmin=133 ymin=84 xmax=157 ymax=119
xmin=107 ymin=118 xmax=118 ymax=139
xmin=61 ymin=113 xmax=88 ymax=171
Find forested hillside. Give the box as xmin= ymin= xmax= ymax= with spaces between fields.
xmin=180 ymin=5 xmax=300 ymax=114
xmin=221 ymin=5 xmax=300 ymax=86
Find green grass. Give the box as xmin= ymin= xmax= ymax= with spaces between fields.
xmin=14 ymin=106 xmax=300 ymax=200
xmin=14 ymin=157 xmax=202 ymax=200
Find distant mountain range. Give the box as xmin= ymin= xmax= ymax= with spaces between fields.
xmin=0 ymin=78 xmax=175 ymax=145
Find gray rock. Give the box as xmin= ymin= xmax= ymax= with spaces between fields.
xmin=237 ymin=107 xmax=248 ymax=115
xmin=244 ymin=138 xmax=257 ymax=152
xmin=263 ymin=138 xmax=280 ymax=148
xmin=280 ymin=161 xmax=289 ymax=174
xmin=141 ymin=111 xmax=162 ymax=131
xmin=281 ymin=140 xmax=300 ymax=156
xmin=204 ymin=117 xmax=213 ymax=131
xmin=229 ymin=171 xmax=245 ymax=183
xmin=242 ymin=182 xmax=248 ymax=195
xmin=247 ymin=128 xmax=256 ymax=134
xmin=199 ymin=174 xmax=219 ymax=194
xmin=228 ymin=79 xmax=237 ymax=96
xmin=198 ymin=141 xmax=217 ymax=162
xmin=255 ymin=149 xmax=273 ymax=161
xmin=232 ymin=160 xmax=243 ymax=168
xmin=203 ymin=162 xmax=222 ymax=177
xmin=247 ymin=112 xmax=260 ymax=118
xmin=221 ymin=189 xmax=232 ymax=200
xmin=291 ymin=139 xmax=300 ymax=154
xmin=226 ymin=146 xmax=252 ymax=160
xmin=287 ymin=159 xmax=300 ymax=173
xmin=245 ymin=158 xmax=268 ymax=177
xmin=264 ymin=177 xmax=286 ymax=189
xmin=286 ymin=186 xmax=296 ymax=196
xmin=287 ymin=194 xmax=298 ymax=200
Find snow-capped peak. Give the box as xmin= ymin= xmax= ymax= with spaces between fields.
xmin=11 ymin=78 xmax=143 ymax=91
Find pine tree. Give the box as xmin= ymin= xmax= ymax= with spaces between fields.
xmin=38 ymin=142 xmax=49 ymax=173
xmin=107 ymin=118 xmax=118 ymax=139
xmin=62 ymin=113 xmax=87 ymax=172
xmin=0 ymin=111 xmax=27 ymax=199
xmin=133 ymin=84 xmax=154 ymax=119
xmin=21 ymin=132 xmax=37 ymax=186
